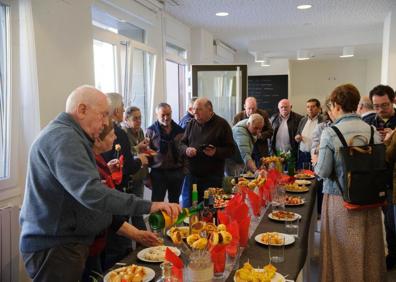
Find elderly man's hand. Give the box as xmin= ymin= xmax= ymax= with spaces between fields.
xmin=186 ymin=147 xmax=197 ymax=157
xmin=150 ymin=202 xmax=182 ymax=220
xmin=135 ymin=230 xmax=162 ymax=247
xmin=137 ymin=153 xmax=149 ymax=166
xmin=295 ymin=134 xmax=302 ymax=142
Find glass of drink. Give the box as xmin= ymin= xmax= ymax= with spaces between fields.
xmin=268 ymin=233 xmax=285 ymax=263
xmin=285 ymin=217 xmax=300 ymax=239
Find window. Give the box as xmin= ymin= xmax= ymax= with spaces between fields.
xmin=0 ymin=2 xmax=10 ymax=180
xmin=92 ymin=7 xmax=156 ymax=129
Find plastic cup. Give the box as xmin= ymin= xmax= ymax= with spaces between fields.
xmin=285 ymin=217 xmax=300 ymax=238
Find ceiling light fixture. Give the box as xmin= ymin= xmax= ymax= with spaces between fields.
xmin=255 ymin=52 xmax=266 ymax=62
xmin=340 ymin=46 xmax=354 ymax=58
xmin=297 ymin=4 xmax=312 ymax=10
xmin=261 ymin=59 xmax=271 ymax=67
xmin=216 ymin=12 xmax=229 ymax=17
xmin=297 ymin=50 xmax=310 ymax=60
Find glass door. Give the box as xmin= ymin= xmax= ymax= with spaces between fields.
xmin=192 ymin=65 xmax=247 ymax=124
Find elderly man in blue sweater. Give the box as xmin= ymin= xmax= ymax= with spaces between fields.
xmin=19 ymin=85 xmax=180 ymax=282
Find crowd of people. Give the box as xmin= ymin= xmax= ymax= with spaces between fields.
xmin=19 ymin=82 xmax=396 ymax=281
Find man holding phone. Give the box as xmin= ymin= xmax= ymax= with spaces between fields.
xmin=180 ymin=98 xmax=235 ymax=207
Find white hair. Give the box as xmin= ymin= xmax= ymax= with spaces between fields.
xmin=106 ymin=92 xmax=124 ymax=115
xmin=65 ymin=85 xmax=100 ymax=113
xmin=247 ymin=113 xmax=264 ymax=125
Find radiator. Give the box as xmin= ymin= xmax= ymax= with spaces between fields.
xmin=0 ymin=206 xmax=19 ymax=282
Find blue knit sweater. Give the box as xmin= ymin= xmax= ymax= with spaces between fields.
xmin=19 ymin=113 xmax=152 ymax=253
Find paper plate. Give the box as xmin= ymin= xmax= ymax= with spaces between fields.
xmin=234 ymin=270 xmax=285 ymax=282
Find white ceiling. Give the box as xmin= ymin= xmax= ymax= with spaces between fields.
xmin=163 ymin=0 xmax=396 ymax=59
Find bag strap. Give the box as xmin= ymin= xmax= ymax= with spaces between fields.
xmin=330 ymin=126 xmax=348 ymax=147
xmin=369 ymin=125 xmax=374 ymax=145
xmin=330 ymin=126 xmax=345 ymax=195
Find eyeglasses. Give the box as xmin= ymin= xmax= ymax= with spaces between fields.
xmin=128 ymin=116 xmax=142 ymax=121
xmin=373 ymin=102 xmax=392 ymax=110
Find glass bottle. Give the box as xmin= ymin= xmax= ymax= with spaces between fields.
xmin=201 ymin=190 xmax=213 ymax=223
xmin=189 ymin=184 xmax=200 ymax=231
xmin=148 ymin=202 xmax=204 ymax=231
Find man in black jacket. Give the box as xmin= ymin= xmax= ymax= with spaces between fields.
xmin=270 ymin=99 xmax=303 ymax=160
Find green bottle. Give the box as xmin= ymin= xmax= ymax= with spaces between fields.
xmin=148 ymin=202 xmax=204 ymax=231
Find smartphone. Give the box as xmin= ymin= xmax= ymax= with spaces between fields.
xmin=199 ymin=144 xmax=215 ymax=150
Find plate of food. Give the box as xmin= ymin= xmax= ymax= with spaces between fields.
xmin=137 ymin=246 xmax=180 ymax=263
xmin=285 ymin=183 xmax=309 ymax=193
xmin=294 ymin=173 xmax=315 ymax=180
xmin=214 ymin=196 xmax=230 ymax=208
xmin=268 ymin=211 xmax=301 ymax=222
xmin=104 ymin=264 xmax=155 ymax=282
xmin=166 ymin=226 xmax=190 ymax=239
xmin=241 ymin=171 xmax=255 ymax=180
xmin=294 ymin=179 xmax=312 ymax=186
xmin=234 ymin=262 xmax=285 ymax=282
xmin=255 ymin=232 xmax=295 ymax=246
xmin=285 ymin=195 xmax=305 ymax=206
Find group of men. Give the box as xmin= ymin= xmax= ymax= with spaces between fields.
xmin=20 ymin=83 xmax=396 ymax=280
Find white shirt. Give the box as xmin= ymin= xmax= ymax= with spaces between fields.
xmin=299 ymin=116 xmax=319 ymax=152
xmin=275 ymin=115 xmax=291 ymax=152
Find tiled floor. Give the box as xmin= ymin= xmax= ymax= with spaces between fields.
xmin=311 ymin=220 xmax=396 ymax=281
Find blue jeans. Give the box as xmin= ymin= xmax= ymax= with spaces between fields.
xmin=181 ymin=174 xmax=223 ymax=208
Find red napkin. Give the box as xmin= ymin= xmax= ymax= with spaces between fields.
xmin=302 ymin=169 xmax=314 ymax=175
xmin=111 ymin=155 xmax=124 ymax=185
xmin=226 ymin=220 xmax=240 ymax=257
xmin=267 ymin=169 xmax=281 ymax=182
xmin=210 ymin=245 xmax=226 ymax=274
xmin=233 ymin=202 xmax=249 ymax=222
xmin=245 ymin=188 xmax=261 ymax=216
xmin=165 ymin=247 xmax=183 ymax=281
xmin=217 ymin=209 xmax=230 ymax=225
xmin=238 ymin=216 xmax=251 ymax=247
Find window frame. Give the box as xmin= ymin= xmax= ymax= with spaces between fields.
xmin=0 ymin=0 xmax=20 ymax=195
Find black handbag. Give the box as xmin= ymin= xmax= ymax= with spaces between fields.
xmin=331 ymin=125 xmax=387 ymax=209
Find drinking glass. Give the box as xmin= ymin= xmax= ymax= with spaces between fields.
xmin=268 ymin=233 xmax=285 ymax=263
xmin=285 ymin=217 xmax=300 ymax=239
xmin=271 ymin=185 xmax=286 ymax=212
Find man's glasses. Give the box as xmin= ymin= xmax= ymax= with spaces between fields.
xmin=373 ymin=102 xmax=391 ymax=110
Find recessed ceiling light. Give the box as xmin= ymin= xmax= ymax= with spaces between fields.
xmin=297 ymin=4 xmax=312 ymax=10
xmin=216 ymin=12 xmax=229 ymax=17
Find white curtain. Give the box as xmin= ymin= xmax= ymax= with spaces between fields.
xmin=18 ymin=0 xmax=40 ymax=186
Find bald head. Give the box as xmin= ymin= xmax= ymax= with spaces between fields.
xmin=357 ymin=95 xmax=374 ymax=115
xmin=193 ymin=97 xmax=214 ymax=124
xmin=278 ymin=99 xmax=291 ymax=117
xmin=65 ymin=85 xmax=110 ymax=139
xmin=244 ymin=97 xmax=257 ymax=117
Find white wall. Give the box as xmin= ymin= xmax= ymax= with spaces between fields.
xmin=32 ymin=0 xmax=95 ymax=127
xmin=289 ymin=58 xmax=381 ymax=114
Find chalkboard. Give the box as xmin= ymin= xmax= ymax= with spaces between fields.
xmin=248 ymin=75 xmax=288 ymax=117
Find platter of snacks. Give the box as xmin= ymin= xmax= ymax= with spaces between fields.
xmin=241 ymin=171 xmax=255 ymax=179
xmin=233 ymin=175 xmax=266 ymax=189
xmin=255 ymin=232 xmax=295 ymax=246
xmin=166 ymin=226 xmax=189 ymax=239
xmin=268 ymin=211 xmax=301 ymax=222
xmin=207 ymin=187 xmax=226 ymax=196
xmin=234 ymin=261 xmax=285 ymax=282
xmin=284 ymin=183 xmax=309 ymax=193
xmin=214 ymin=195 xmax=230 ymax=208
xmin=294 ymin=173 xmax=315 ymax=180
xmin=294 ymin=179 xmax=311 ymax=186
xmin=285 ymin=195 xmax=305 ymax=206
xmin=104 ymin=264 xmax=155 ymax=282
xmin=137 ymin=246 xmax=180 ymax=263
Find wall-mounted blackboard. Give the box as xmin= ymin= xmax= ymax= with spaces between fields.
xmin=248 ymin=75 xmax=288 ymax=117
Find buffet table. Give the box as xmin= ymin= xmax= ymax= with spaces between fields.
xmin=114 ymin=180 xmax=317 ymax=281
